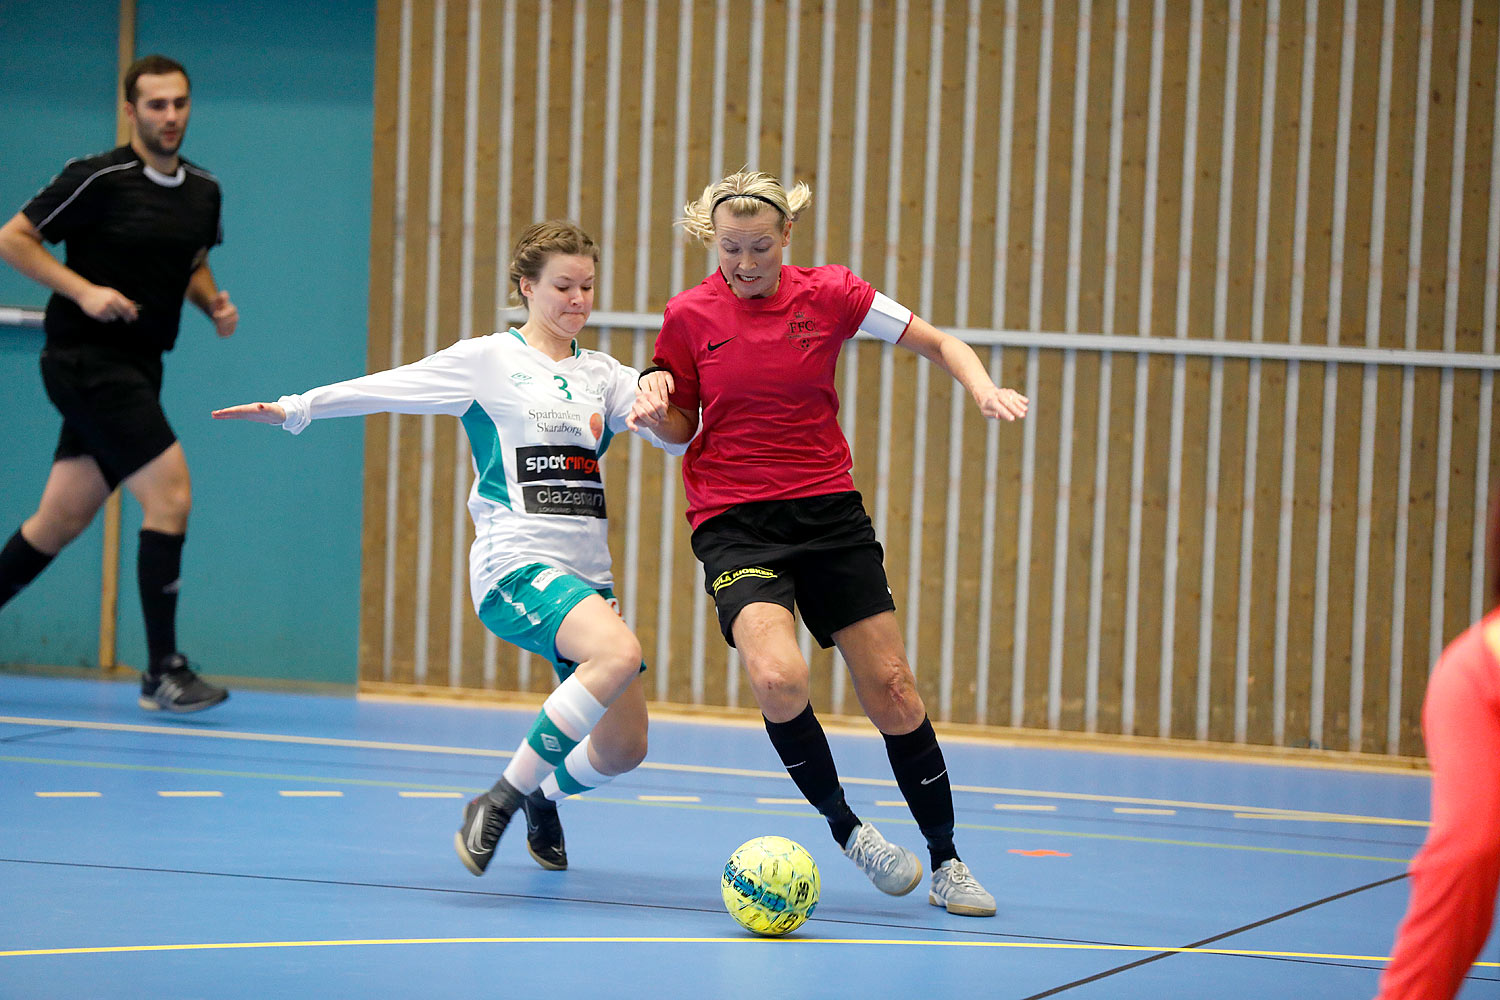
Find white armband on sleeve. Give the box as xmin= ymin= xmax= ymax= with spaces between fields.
xmin=858 ymin=291 xmax=913 ymax=344
xmin=278 ymin=394 xmax=311 ymax=435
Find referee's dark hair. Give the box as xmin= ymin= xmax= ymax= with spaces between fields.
xmin=123 ymin=55 xmax=189 ymax=104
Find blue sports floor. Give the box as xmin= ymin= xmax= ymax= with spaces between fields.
xmin=2 ymin=670 xmax=1496 ymax=999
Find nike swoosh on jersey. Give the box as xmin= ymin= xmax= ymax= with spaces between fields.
xmin=706 ymin=337 xmax=737 ymax=351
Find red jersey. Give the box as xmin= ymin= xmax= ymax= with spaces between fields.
xmin=653 ymin=264 xmax=895 ymax=528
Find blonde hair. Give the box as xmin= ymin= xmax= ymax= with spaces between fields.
xmin=508 ymin=220 xmax=599 ymax=308
xmin=678 ymin=170 xmax=813 ymax=246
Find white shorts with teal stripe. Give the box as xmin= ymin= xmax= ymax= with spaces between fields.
xmin=477 ymin=563 xmax=643 ymax=679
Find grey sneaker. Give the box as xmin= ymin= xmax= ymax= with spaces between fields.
xmin=138 ymin=655 xmax=228 ymax=714
xmin=928 ymin=859 xmax=996 ymax=917
xmin=842 ymin=822 xmax=922 ymax=896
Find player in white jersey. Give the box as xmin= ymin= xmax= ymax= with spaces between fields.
xmin=215 ymin=222 xmax=684 ymax=876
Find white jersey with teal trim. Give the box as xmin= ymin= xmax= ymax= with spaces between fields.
xmin=276 ymin=329 xmax=681 ymax=610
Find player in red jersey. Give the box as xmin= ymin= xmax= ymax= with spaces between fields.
xmin=1374 ymin=490 xmax=1500 ymax=999
xmin=629 ymin=170 xmax=1027 ymax=917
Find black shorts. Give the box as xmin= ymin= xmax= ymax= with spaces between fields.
xmin=39 ymin=345 xmax=176 ymax=489
xmin=690 ymin=491 xmax=896 ymax=649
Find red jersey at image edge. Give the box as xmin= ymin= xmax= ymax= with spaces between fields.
xmin=652 ymin=264 xmax=890 ymax=529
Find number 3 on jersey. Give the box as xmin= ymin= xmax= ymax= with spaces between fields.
xmin=553 ymin=375 xmax=572 ymax=400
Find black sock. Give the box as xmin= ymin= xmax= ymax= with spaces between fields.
xmin=0 ymin=529 xmax=54 ymax=610
xmin=764 ymin=703 xmax=860 ymax=848
xmin=883 ymin=716 xmax=958 ymax=870
xmin=138 ymin=530 xmax=185 ymax=671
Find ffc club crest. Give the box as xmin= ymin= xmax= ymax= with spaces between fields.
xmin=785 ymin=310 xmax=821 ymax=351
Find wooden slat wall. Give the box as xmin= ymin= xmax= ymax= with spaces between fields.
xmin=363 ymin=0 xmax=1500 ymax=757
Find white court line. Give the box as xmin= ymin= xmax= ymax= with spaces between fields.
xmin=755 ymin=797 xmax=806 ymax=805
xmin=0 ymin=714 xmax=1426 ymax=825
xmin=1114 ymin=808 xmax=1177 ymax=816
xmin=638 ymin=795 xmax=700 ymax=803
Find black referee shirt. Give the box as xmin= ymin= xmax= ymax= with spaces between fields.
xmin=21 ymin=145 xmax=222 ymax=355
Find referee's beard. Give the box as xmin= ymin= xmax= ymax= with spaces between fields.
xmin=138 ymin=128 xmax=185 ymax=160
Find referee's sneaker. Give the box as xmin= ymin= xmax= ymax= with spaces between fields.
xmin=138 ymin=654 xmax=229 ymax=713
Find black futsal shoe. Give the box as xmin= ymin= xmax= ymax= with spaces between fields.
xmin=455 ymin=781 xmax=519 ymax=876
xmin=138 ymin=654 xmax=229 ymax=713
xmin=522 ymin=789 xmax=568 ymax=871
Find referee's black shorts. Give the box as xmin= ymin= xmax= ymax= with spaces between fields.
xmin=39 ymin=345 xmax=177 ymax=489
xmin=690 ymin=490 xmax=896 ymax=649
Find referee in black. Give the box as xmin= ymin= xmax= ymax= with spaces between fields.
xmin=0 ymin=55 xmax=234 ymax=712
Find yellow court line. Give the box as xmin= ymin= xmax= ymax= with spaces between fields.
xmin=2 ymin=935 xmax=1493 ymax=966
xmin=157 ymin=790 xmax=222 ymax=798
xmin=35 ymin=791 xmax=100 ymax=798
xmin=278 ymin=790 xmax=342 ymax=797
xmin=1233 ymin=812 xmax=1419 ymax=826
xmin=1115 ymin=808 xmax=1177 ymax=815
xmin=994 ymin=804 xmax=1057 ymax=811
xmin=398 ymin=791 xmax=463 ymax=799
xmin=0 ymin=713 xmax=1428 ymax=827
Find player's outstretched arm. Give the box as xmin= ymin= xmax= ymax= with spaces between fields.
xmin=212 ymin=402 xmax=286 ymax=424
xmin=896 ymin=316 xmax=1029 ymax=422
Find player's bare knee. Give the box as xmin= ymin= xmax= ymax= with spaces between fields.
xmin=606 ymin=635 xmax=643 ymax=684
xmin=25 ymin=509 xmax=90 ymax=552
xmin=592 ymin=727 xmax=648 ymax=775
xmin=613 ymin=731 xmax=648 ymax=772
xmin=748 ymin=663 xmax=807 ymax=716
xmin=874 ymin=669 xmax=924 ymax=727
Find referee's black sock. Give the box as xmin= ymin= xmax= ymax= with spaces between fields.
xmin=764 ymin=703 xmax=861 ymax=848
xmin=883 ymin=716 xmax=958 ymax=871
xmin=0 ymin=528 xmax=55 ymax=610
xmin=138 ymin=530 xmax=185 ymax=672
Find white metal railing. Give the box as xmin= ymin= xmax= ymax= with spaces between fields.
xmin=0 ymin=306 xmax=44 ymax=328
xmin=371 ymin=0 xmax=1498 ymax=756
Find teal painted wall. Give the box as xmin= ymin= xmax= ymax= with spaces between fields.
xmin=0 ymin=1 xmax=373 ymax=685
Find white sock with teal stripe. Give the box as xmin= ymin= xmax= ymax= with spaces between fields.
xmin=501 ymin=675 xmax=607 ymax=793
xmin=539 ymin=735 xmax=614 ymax=799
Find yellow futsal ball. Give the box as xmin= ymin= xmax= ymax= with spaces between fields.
xmin=721 ymin=835 xmax=820 ymax=937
